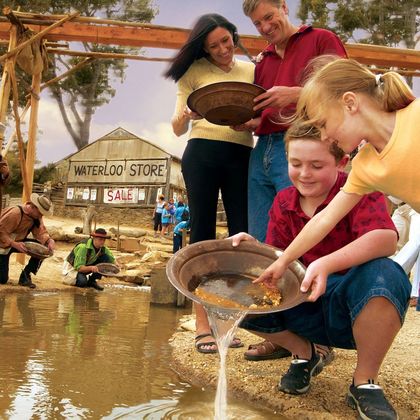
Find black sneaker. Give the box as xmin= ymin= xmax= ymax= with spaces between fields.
xmin=347 ymin=381 xmax=398 ymax=420
xmin=18 ymin=271 xmax=36 ymax=289
xmin=278 ymin=343 xmax=323 ymax=394
xmin=89 ymin=280 xmax=104 ymax=291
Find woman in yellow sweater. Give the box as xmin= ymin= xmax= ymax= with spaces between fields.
xmin=165 ymin=14 xmax=254 ymax=354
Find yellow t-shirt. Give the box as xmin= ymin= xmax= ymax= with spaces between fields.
xmin=173 ymin=57 xmax=255 ymax=148
xmin=343 ymin=99 xmax=420 ymax=212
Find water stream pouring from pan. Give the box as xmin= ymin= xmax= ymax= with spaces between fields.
xmin=166 ymin=239 xmax=308 ymax=419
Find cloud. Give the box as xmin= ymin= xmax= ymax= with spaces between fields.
xmin=138 ymin=122 xmax=187 ymax=158
xmin=35 ymin=99 xmax=76 ymax=165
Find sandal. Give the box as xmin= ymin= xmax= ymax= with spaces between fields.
xmin=195 ymin=333 xmax=217 ymax=354
xmin=195 ymin=334 xmax=244 ymax=354
xmin=314 ymin=344 xmax=335 ymax=367
xmin=229 ymin=337 xmax=244 ymax=349
xmin=244 ymin=340 xmax=291 ymax=361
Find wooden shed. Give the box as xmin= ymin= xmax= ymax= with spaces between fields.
xmin=53 ymin=127 xmax=186 ymax=225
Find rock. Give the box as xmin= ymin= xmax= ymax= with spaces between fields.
xmin=179 ymin=319 xmax=195 ymax=332
xmin=115 ymin=254 xmax=140 ymax=265
xmin=140 ymin=250 xmax=172 ymax=263
xmin=118 ymin=268 xmax=149 ymax=285
xmin=109 ymin=227 xmax=146 ymax=238
xmin=149 ymin=266 xmax=179 ymax=305
xmin=65 ymin=233 xmax=90 ymax=243
xmin=118 ymin=238 xmax=146 ymax=252
xmin=45 ymin=225 xmax=66 ymax=241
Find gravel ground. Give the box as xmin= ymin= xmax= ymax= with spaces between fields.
xmin=170 ymin=310 xmax=420 ymax=419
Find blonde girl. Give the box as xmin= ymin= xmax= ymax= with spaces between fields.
xmin=256 ymin=58 xmax=418 ymax=302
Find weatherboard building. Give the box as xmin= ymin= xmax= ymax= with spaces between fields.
xmin=53 ymin=127 xmax=186 ymax=225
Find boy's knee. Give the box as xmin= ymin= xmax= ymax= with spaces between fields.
xmin=355 ymin=296 xmax=402 ymax=328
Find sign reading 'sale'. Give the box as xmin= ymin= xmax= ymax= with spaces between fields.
xmin=67 ymin=159 xmax=168 ymax=183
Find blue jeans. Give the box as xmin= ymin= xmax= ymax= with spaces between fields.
xmin=240 ymin=258 xmax=411 ymax=349
xmin=75 ymin=253 xmax=112 ymax=288
xmin=248 ymin=132 xmax=290 ymax=242
xmin=173 ymin=233 xmax=182 ymax=253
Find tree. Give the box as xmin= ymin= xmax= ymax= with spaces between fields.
xmin=298 ymin=0 xmax=419 ymax=48
xmin=1 ymin=0 xmax=158 ymax=150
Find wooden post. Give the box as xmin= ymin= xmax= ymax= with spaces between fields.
xmin=24 ymin=71 xmax=41 ymax=195
xmin=0 ymin=26 xmax=16 ymax=148
xmin=117 ymin=217 xmax=121 ymax=251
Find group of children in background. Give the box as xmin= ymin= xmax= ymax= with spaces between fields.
xmin=152 ymin=194 xmax=190 ymax=253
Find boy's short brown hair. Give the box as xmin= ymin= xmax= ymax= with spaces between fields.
xmin=285 ymin=119 xmax=345 ymax=163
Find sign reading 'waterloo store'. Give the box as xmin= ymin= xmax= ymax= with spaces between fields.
xmin=67 ymin=159 xmax=168 ymax=183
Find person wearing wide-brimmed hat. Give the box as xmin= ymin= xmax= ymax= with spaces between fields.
xmin=62 ymin=228 xmax=116 ymax=291
xmin=0 ymin=193 xmax=55 ymax=288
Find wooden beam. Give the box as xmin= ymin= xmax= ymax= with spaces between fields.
xmin=344 ymin=43 xmax=420 ymax=70
xmin=47 ymin=48 xmax=171 ymax=62
xmin=40 ymin=57 xmax=96 ymax=91
xmin=0 ymin=12 xmax=80 ymax=64
xmin=0 ymin=20 xmax=419 ymax=71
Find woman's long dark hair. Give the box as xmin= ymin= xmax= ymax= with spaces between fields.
xmin=164 ymin=13 xmax=239 ymax=82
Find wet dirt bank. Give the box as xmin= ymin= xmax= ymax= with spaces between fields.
xmin=170 ymin=311 xmax=420 ymax=419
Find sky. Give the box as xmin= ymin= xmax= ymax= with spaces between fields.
xmin=29 ymin=0 xmax=418 ymax=166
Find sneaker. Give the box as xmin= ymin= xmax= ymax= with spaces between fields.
xmin=347 ymin=381 xmax=398 ymax=420
xmin=278 ymin=343 xmax=323 ymax=394
xmin=18 ymin=271 xmax=36 ymax=289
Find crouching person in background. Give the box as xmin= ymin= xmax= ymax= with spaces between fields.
xmin=173 ymin=218 xmax=190 ymax=254
xmin=63 ymin=228 xmax=115 ymax=291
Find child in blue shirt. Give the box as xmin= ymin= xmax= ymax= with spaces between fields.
xmin=173 ymin=220 xmax=190 ymax=253
xmin=161 ymin=203 xmax=172 ymax=237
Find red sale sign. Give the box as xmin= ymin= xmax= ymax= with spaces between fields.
xmin=104 ymin=188 xmax=138 ymax=204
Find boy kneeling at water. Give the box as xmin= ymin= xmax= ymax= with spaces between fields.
xmin=232 ymin=121 xmax=410 ymax=420
xmin=63 ymin=228 xmax=116 ymax=291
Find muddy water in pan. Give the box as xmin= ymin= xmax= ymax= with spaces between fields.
xmin=0 ymin=289 xmax=283 ymax=419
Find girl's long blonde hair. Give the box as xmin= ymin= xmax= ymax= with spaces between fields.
xmin=296 ymin=58 xmax=416 ymax=127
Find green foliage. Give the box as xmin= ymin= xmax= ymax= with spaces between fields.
xmin=3 ymin=144 xmax=24 ymax=196
xmin=298 ymin=0 xmax=419 ymax=48
xmin=0 ymin=0 xmax=159 ymax=150
xmin=4 ymin=147 xmax=58 ymax=195
xmin=34 ymin=163 xmax=57 ymax=184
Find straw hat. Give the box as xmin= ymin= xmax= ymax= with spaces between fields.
xmin=30 ymin=193 xmax=53 ymax=216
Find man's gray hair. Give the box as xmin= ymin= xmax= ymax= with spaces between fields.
xmin=243 ymin=0 xmax=283 ymax=16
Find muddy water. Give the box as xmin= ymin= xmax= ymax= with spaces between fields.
xmin=0 ymin=289 xmax=282 ymax=419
